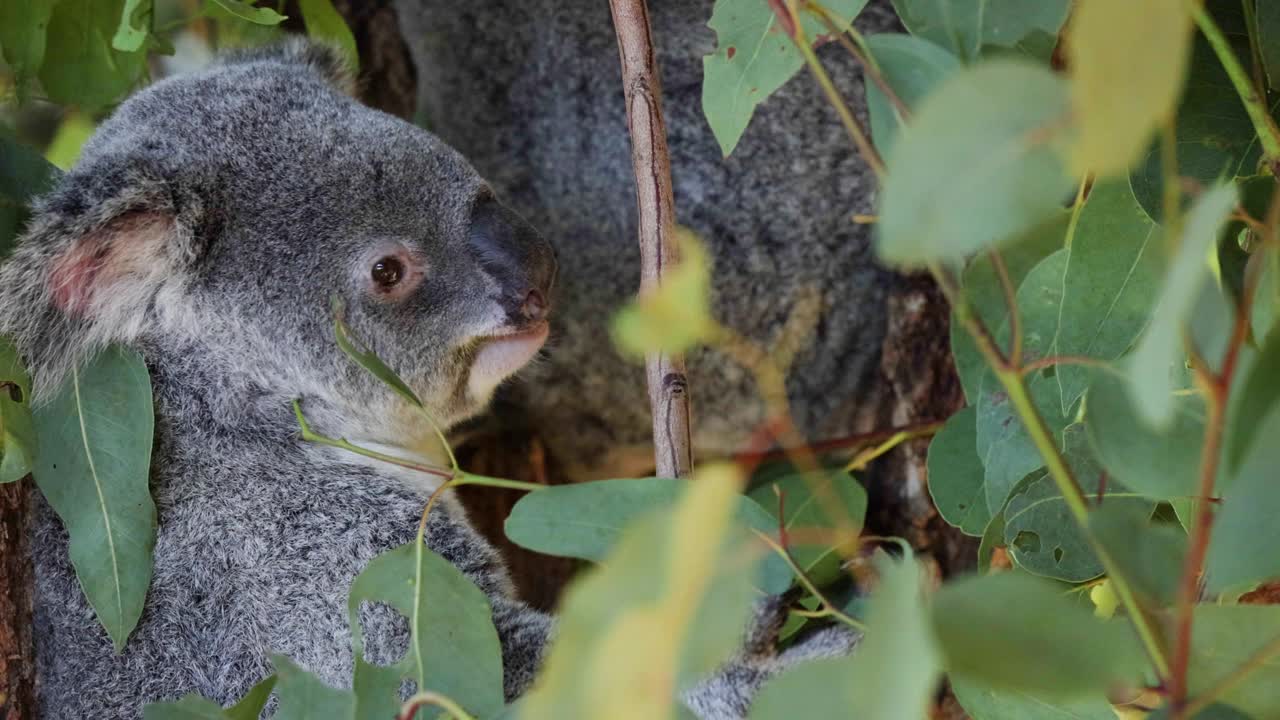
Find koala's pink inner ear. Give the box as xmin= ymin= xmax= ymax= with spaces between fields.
xmin=49 ymin=212 xmax=175 ymax=316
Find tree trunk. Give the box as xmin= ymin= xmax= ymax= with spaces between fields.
xmin=0 ymin=481 xmax=34 ymax=720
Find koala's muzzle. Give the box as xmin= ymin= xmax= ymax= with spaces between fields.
xmin=468 ymin=198 xmax=557 ymax=329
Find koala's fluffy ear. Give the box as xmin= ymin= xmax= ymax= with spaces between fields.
xmin=0 ymin=153 xmax=211 ymax=400
xmin=219 ymin=37 xmax=357 ymax=97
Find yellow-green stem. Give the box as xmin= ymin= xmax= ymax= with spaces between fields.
xmin=794 ymin=37 xmax=886 ymax=179
xmin=1193 ymin=4 xmax=1280 ymax=163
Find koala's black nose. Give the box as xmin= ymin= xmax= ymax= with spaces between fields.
xmin=468 ymin=197 xmax=558 ymax=326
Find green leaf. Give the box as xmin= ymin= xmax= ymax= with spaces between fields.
xmin=1228 ymin=322 xmax=1280 ymax=474
xmin=1089 ymin=502 xmax=1186 ymax=606
xmin=1085 ymin=368 xmax=1205 ymax=501
xmin=332 ymin=298 xmax=423 ymax=408
xmin=521 ymin=465 xmax=758 ymax=718
xmin=1127 ymin=183 xmax=1237 ymax=427
xmin=931 ymin=572 xmax=1147 ymax=697
xmin=976 ymin=250 xmax=1072 ymax=513
xmin=0 ymin=337 xmax=36 ymax=483
xmin=889 ymin=0 xmax=1070 ymax=62
xmin=272 ymin=655 xmax=355 ymax=720
xmin=1253 ymin=244 xmax=1280 ymax=345
xmin=45 ymin=113 xmax=96 ymax=171
xmin=700 ymin=0 xmax=870 ymax=157
xmin=1150 ymin=705 xmax=1254 ymax=720
xmin=40 ymin=0 xmax=148 ymax=113
xmin=951 ymin=677 xmax=1116 ymax=720
xmin=746 ymin=467 xmax=866 ymax=580
xmin=142 ymin=676 xmax=277 ymax=720
xmin=926 ymin=406 xmax=990 ymax=535
xmin=1066 ymin=0 xmax=1192 ymax=177
xmin=1003 ymin=425 xmax=1156 ymax=583
xmin=0 ymin=0 xmax=57 ymax=101
xmin=32 ymin=345 xmax=156 ymax=652
xmin=506 ymin=476 xmax=792 ymax=594
xmin=1186 ymin=605 xmax=1280 ymax=718
xmin=1257 ymin=0 xmax=1280 ymax=90
xmin=750 ymin=556 xmax=939 ymax=720
xmin=205 ymin=0 xmax=286 ymax=25
xmin=1130 ymin=3 xmax=1265 ymax=221
xmin=863 ymin=33 xmax=960 ymax=157
xmin=298 ymin=0 xmax=358 ymax=71
xmin=952 ymin=212 xmax=1069 ymax=402
xmin=977 ymin=510 xmax=1007 ymax=573
xmin=1054 ymin=180 xmax=1162 ymax=413
xmin=0 ymin=131 xmax=60 ymax=212
xmin=347 ymin=542 xmax=505 ymax=720
xmin=1206 ymin=402 xmax=1280 ymax=593
xmin=612 ymin=229 xmax=715 ymax=356
xmin=112 ymin=0 xmax=152 ymax=52
xmin=875 ymin=60 xmax=1073 ymax=266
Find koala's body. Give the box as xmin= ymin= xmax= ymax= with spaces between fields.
xmin=3 ymin=44 xmax=851 ymax=718
xmin=394 ymin=0 xmax=904 ymax=475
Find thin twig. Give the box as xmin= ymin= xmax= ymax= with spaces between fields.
xmin=609 ymin=0 xmax=695 ymax=478
xmin=753 ymin=529 xmax=867 ymax=632
xmin=292 ymin=400 xmax=455 ymax=481
xmin=989 ymin=249 xmax=1021 ymax=367
xmin=398 ymin=690 xmax=478 ymax=720
xmin=807 ymin=2 xmax=911 ymax=121
xmin=1193 ymin=4 xmax=1280 ymax=165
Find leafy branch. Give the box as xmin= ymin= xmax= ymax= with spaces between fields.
xmin=1191 ymin=3 xmax=1280 ymax=166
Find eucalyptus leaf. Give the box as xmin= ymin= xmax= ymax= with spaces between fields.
xmin=863 ymin=33 xmax=959 ymax=157
xmin=273 ymin=656 xmax=354 ymax=720
xmin=1260 ymin=0 xmax=1280 ymax=90
xmin=876 ymin=60 xmax=1073 ymax=265
xmin=206 ymin=0 xmax=287 ymax=25
xmin=506 ymin=476 xmax=792 ymax=594
xmin=1206 ymin=402 xmax=1280 ymax=594
xmin=1129 ymin=3 xmax=1264 ymax=221
xmin=926 ymin=406 xmax=990 ymax=535
xmin=1186 ymin=605 xmax=1280 ymax=718
xmin=701 ymin=0 xmax=870 ymax=157
xmin=1228 ymin=323 xmax=1280 ymax=474
xmin=612 ymin=229 xmax=715 ymax=356
xmin=112 ymin=0 xmax=152 ymax=52
xmin=143 ymin=676 xmax=277 ymax=720
xmin=1089 ymin=502 xmax=1186 ymax=606
xmin=931 ymin=572 xmax=1147 ymax=697
xmin=0 ymin=0 xmax=57 ymax=101
xmin=40 ymin=0 xmax=147 ymax=113
xmin=1066 ymin=0 xmax=1192 ymax=177
xmin=298 ymin=0 xmax=358 ymax=71
xmin=889 ymin=0 xmax=1069 ymax=62
xmin=0 ymin=131 xmax=60 ymax=210
xmin=32 ymin=345 xmax=156 ymax=652
xmin=348 ymin=541 xmax=505 ymax=720
xmin=1128 ymin=182 xmax=1237 ymax=427
xmin=951 ymin=677 xmax=1116 ymax=720
xmin=952 ymin=211 xmax=1069 ymax=402
xmin=1253 ymin=245 xmax=1280 ymax=345
xmin=0 ymin=337 xmax=36 ymax=483
xmin=1085 ymin=368 xmax=1205 ymax=501
xmin=1054 ymin=180 xmax=1162 ymax=413
xmin=750 ymin=556 xmax=938 ymax=720
xmin=746 ymin=467 xmax=866 ymax=584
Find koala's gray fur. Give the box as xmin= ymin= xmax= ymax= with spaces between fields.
xmin=3 ymin=42 xmax=855 ymax=718
xmin=394 ymin=0 xmax=904 ymax=474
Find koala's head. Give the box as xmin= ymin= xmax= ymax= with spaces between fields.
xmin=0 ymin=41 xmax=556 ymax=449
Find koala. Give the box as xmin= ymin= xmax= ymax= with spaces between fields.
xmin=1 ymin=42 xmax=854 ymax=718
xmin=394 ymin=0 xmax=905 ymax=477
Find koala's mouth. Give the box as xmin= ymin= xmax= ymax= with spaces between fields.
xmin=465 ymin=321 xmax=550 ymax=398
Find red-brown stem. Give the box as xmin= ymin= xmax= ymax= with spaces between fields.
xmin=609 ymin=0 xmax=694 ymax=478
xmin=1020 ymin=354 xmax=1109 ymax=375
xmin=732 ymin=420 xmax=945 ymax=467
xmin=1095 ymin=471 xmax=1108 ymax=506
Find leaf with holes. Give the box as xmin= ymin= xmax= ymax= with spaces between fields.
xmin=32 ymin=345 xmax=156 ymax=651
xmin=976 ymin=250 xmax=1073 ymax=513
xmin=889 ymin=0 xmax=1070 ymax=62
xmin=926 ymin=406 xmax=989 ymax=536
xmin=1053 ymin=180 xmax=1162 ymax=413
xmin=347 ymin=541 xmax=505 ymax=720
xmin=876 ymin=61 xmax=1073 ymax=265
xmin=701 ymin=0 xmax=871 ymax=157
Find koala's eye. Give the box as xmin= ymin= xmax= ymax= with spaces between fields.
xmin=371 ymin=257 xmax=404 ymax=288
